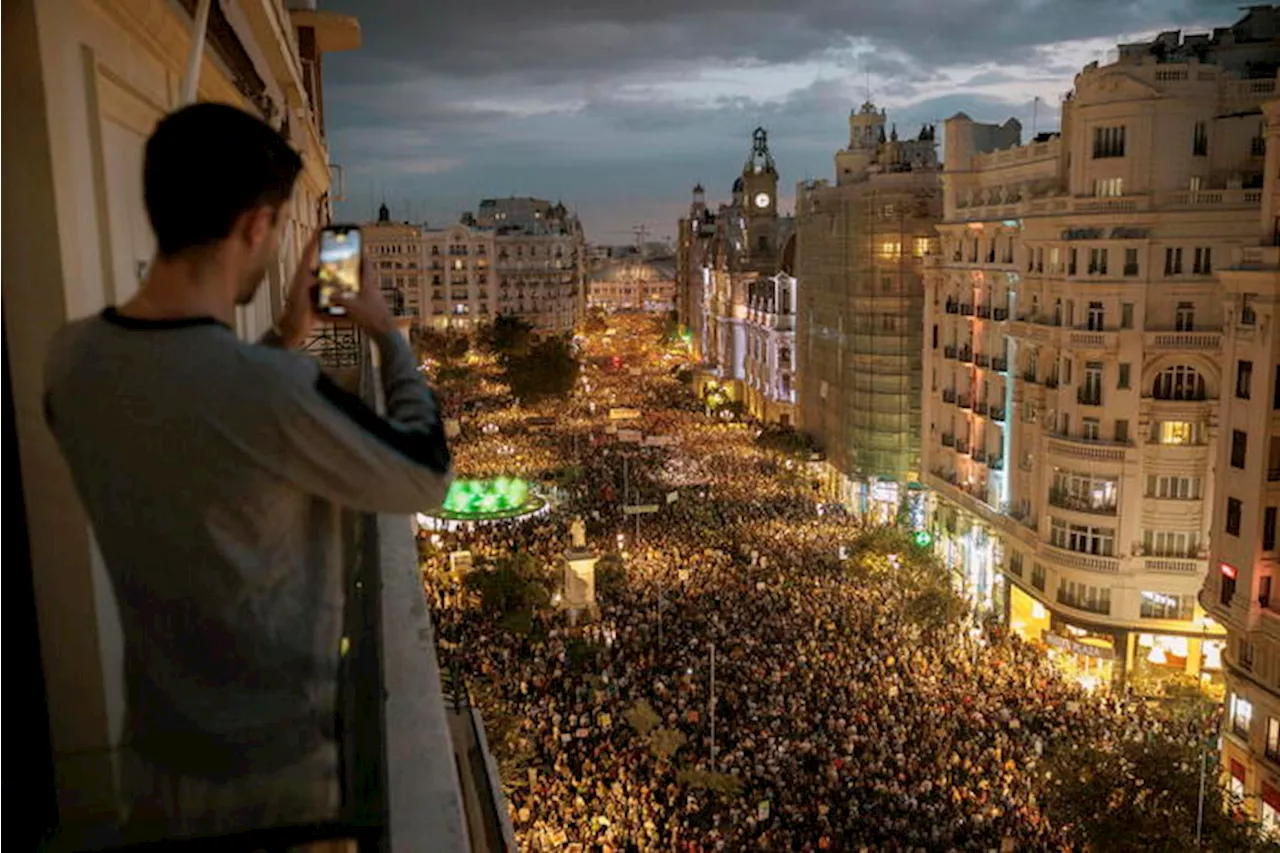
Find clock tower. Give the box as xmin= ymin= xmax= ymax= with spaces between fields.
xmin=740 ymin=127 xmax=778 ymax=261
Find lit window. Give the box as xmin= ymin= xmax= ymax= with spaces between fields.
xmin=1158 ymin=421 xmax=1196 ymax=445
xmin=1231 ymin=693 xmax=1254 ymax=738
xmin=913 ymin=237 xmax=933 ymax=257
xmin=878 ymin=241 xmax=902 ymax=259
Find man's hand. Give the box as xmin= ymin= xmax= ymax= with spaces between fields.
xmin=274 ymin=230 xmax=321 ymax=348
xmin=333 ymin=255 xmax=395 ymax=337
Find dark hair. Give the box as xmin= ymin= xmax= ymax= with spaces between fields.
xmin=143 ymin=102 xmax=303 ymax=257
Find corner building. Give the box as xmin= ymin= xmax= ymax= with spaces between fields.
xmin=796 ymin=104 xmax=942 ymax=521
xmin=923 ymin=12 xmax=1278 ymax=690
xmin=1205 ymin=93 xmax=1280 ymax=829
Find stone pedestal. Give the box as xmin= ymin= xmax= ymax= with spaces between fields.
xmin=561 ymin=547 xmax=599 ymax=622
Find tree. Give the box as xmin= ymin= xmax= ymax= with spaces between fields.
xmin=1042 ymin=736 xmax=1280 ymax=853
xmin=484 ymin=314 xmax=534 ymax=358
xmin=503 ymin=336 xmax=579 ymax=402
xmin=463 ymin=553 xmax=551 ymax=621
xmin=625 ymin=700 xmax=661 ymax=737
xmin=582 ymin=309 xmax=609 ymax=334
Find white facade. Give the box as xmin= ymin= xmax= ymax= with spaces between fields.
xmin=743 ymin=272 xmax=797 ymax=425
xmin=923 ymin=31 xmax=1275 ymax=688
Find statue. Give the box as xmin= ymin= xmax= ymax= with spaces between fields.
xmin=569 ymin=516 xmax=587 ymax=550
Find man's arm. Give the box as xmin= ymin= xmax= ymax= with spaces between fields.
xmin=264 ymin=331 xmax=452 ymax=513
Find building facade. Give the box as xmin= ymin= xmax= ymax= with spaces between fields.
xmin=367 ymin=198 xmax=585 ymax=334
xmin=1205 ymin=93 xmax=1280 ymax=829
xmin=796 ymin=104 xmax=942 ymax=521
xmin=5 ymin=0 xmax=358 ymax=831
xmin=586 ymin=256 xmax=676 ymax=313
xmin=681 ymin=129 xmax=796 ymax=425
xmin=923 ymin=12 xmax=1277 ymax=691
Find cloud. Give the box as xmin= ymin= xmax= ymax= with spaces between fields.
xmin=320 ymin=0 xmax=1242 ymax=239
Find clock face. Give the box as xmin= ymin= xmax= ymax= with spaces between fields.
xmin=754 ymin=192 xmax=771 ymax=209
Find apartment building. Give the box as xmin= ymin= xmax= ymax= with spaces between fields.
xmin=368 ymin=198 xmax=585 ymax=334
xmin=1205 ymin=93 xmax=1280 ymax=829
xmin=922 ymin=9 xmax=1277 ymax=691
xmin=366 ymin=203 xmax=426 ymax=318
xmin=796 ymin=104 xmax=942 ymax=520
xmin=676 ymin=184 xmax=717 ymax=360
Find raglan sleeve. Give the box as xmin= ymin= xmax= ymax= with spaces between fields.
xmin=263 ymin=329 xmax=453 ymax=514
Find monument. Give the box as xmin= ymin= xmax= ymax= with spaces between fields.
xmin=561 ymin=515 xmax=599 ymax=621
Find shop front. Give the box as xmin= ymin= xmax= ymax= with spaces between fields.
xmin=1130 ymin=629 xmax=1226 ymax=700
xmin=1042 ymin=623 xmax=1119 ymax=691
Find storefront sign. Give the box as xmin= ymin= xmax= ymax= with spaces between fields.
xmin=1044 ymin=631 xmax=1115 ymax=661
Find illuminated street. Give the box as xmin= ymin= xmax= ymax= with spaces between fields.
xmin=410 ymin=315 xmax=1232 ymax=852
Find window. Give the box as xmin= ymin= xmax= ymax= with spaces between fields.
xmin=1175 ymin=302 xmax=1195 ymax=331
xmin=1093 ymin=125 xmax=1126 ymax=158
xmin=1243 ymin=293 xmax=1259 ymax=326
xmin=1227 ymin=497 xmax=1243 ymax=537
xmin=1152 ymin=365 xmax=1204 ymax=400
xmin=1123 ymin=248 xmax=1139 ymax=276
xmin=1087 ymin=302 xmax=1105 ymax=330
xmin=1057 ymin=579 xmax=1112 ymax=614
xmin=1156 ymin=420 xmax=1201 ymax=445
xmin=1232 ymin=693 xmax=1254 ymax=739
xmin=878 ymin=241 xmax=902 ymax=259
xmin=1144 ymin=530 xmax=1201 ymax=557
xmin=1117 ymin=364 xmax=1131 ymax=389
xmin=1048 ymin=247 xmax=1060 ymax=273
xmin=1121 ymin=303 xmax=1134 ymax=329
xmin=1147 ymin=475 xmax=1202 ymax=500
xmin=1050 ymin=517 xmax=1116 ymax=555
xmin=1193 ymin=247 xmax=1213 ymax=275
xmin=1222 ymin=562 xmax=1238 ymax=605
xmin=1268 ymin=718 xmax=1280 ymax=762
xmin=1093 ymin=177 xmax=1124 ymax=197
xmin=1192 ymin=121 xmax=1208 ymax=157
xmin=1088 ymin=248 xmax=1108 ymax=275
xmin=1067 ymin=248 xmax=1077 ymax=276
xmin=1140 ymin=591 xmax=1193 ymax=620
xmin=1232 ymin=430 xmax=1248 ymax=469
xmin=1083 ymin=417 xmax=1101 ymax=440
xmin=931 ymin=325 xmax=938 ymax=349
xmin=913 ymin=236 xmax=932 ymax=256
xmin=1052 ymin=470 xmax=1118 ymax=511
xmin=1164 ymin=247 xmax=1183 ymax=276
xmin=1265 ymin=507 xmax=1277 ymax=552
xmin=1237 ymin=360 xmax=1253 ymax=399
xmin=1115 ymin=419 xmax=1129 ymax=443
xmin=1081 ymin=362 xmax=1103 ymax=405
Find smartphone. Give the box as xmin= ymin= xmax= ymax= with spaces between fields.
xmin=315 ymin=225 xmax=362 ymax=316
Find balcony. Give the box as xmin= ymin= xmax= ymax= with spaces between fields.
xmin=1048 ymin=488 xmax=1117 ymax=516
xmin=944 ymin=300 xmax=960 ymax=315
xmin=1047 ymin=434 xmax=1130 ymax=464
xmin=1045 ymin=544 xmax=1121 ymax=574
xmin=959 ymin=303 xmax=975 ymax=316
xmin=958 ymin=347 xmax=974 ymax=363
xmin=1141 ymin=557 xmax=1203 ymax=575
xmin=44 ymin=351 xmax=513 ymax=853
xmin=992 ymin=307 xmax=1009 ymax=322
xmin=976 ymin=305 xmax=992 ymax=319
xmin=974 ymin=353 xmax=990 ymax=368
xmin=1143 ymin=329 xmax=1222 ymax=352
xmin=957 ymin=394 xmax=973 ymax=410
xmin=1076 ymin=388 xmax=1103 ymax=407
xmin=941 ymin=432 xmax=956 ymax=447
xmin=941 ymin=388 xmax=957 ymax=404
xmin=990 ymin=406 xmax=1007 ymax=422
xmin=943 ymin=345 xmax=957 ymax=360
xmin=990 ymin=356 xmax=1009 ymax=373
xmin=974 ymin=400 xmax=989 ymax=415
xmin=1066 ymin=329 xmax=1119 ymax=352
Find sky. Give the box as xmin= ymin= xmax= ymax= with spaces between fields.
xmin=322 ymin=0 xmax=1236 ymax=243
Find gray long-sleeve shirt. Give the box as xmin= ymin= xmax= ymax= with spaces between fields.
xmin=44 ymin=308 xmax=452 ymax=779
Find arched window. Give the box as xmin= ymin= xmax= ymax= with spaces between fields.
xmin=1152 ymin=365 xmax=1205 ymax=401
xmin=779 ymin=347 xmax=791 ymax=367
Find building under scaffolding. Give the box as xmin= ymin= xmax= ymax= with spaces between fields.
xmin=795 ymin=103 xmax=942 ymax=520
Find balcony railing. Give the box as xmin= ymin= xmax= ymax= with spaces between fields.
xmin=992 ymin=307 xmax=1009 ymax=321
xmin=1048 ymin=488 xmax=1117 ymax=516
xmin=974 ymin=400 xmax=989 ymax=415
xmin=941 ymin=388 xmax=957 ymax=404
xmin=976 ymin=305 xmax=992 ymax=319
xmin=974 ymin=353 xmax=990 ymax=368
xmin=990 ymin=407 xmax=1007 ymax=422
xmin=959 ymin=303 xmax=975 ymax=316
xmin=990 ymin=356 xmax=1008 ymax=372
xmin=943 ymin=345 xmax=957 ymax=359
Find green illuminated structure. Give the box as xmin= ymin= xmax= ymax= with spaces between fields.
xmin=436 ymin=477 xmax=542 ymax=521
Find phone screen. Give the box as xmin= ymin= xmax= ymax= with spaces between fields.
xmin=317 ymin=227 xmax=362 ymax=314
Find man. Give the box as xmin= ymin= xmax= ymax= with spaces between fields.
xmin=44 ymin=103 xmax=452 ymax=840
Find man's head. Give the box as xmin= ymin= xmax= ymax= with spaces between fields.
xmin=144 ymin=102 xmax=303 ymax=304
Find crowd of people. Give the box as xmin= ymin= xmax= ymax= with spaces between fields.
xmin=418 ymin=317 xmax=1212 ymax=852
